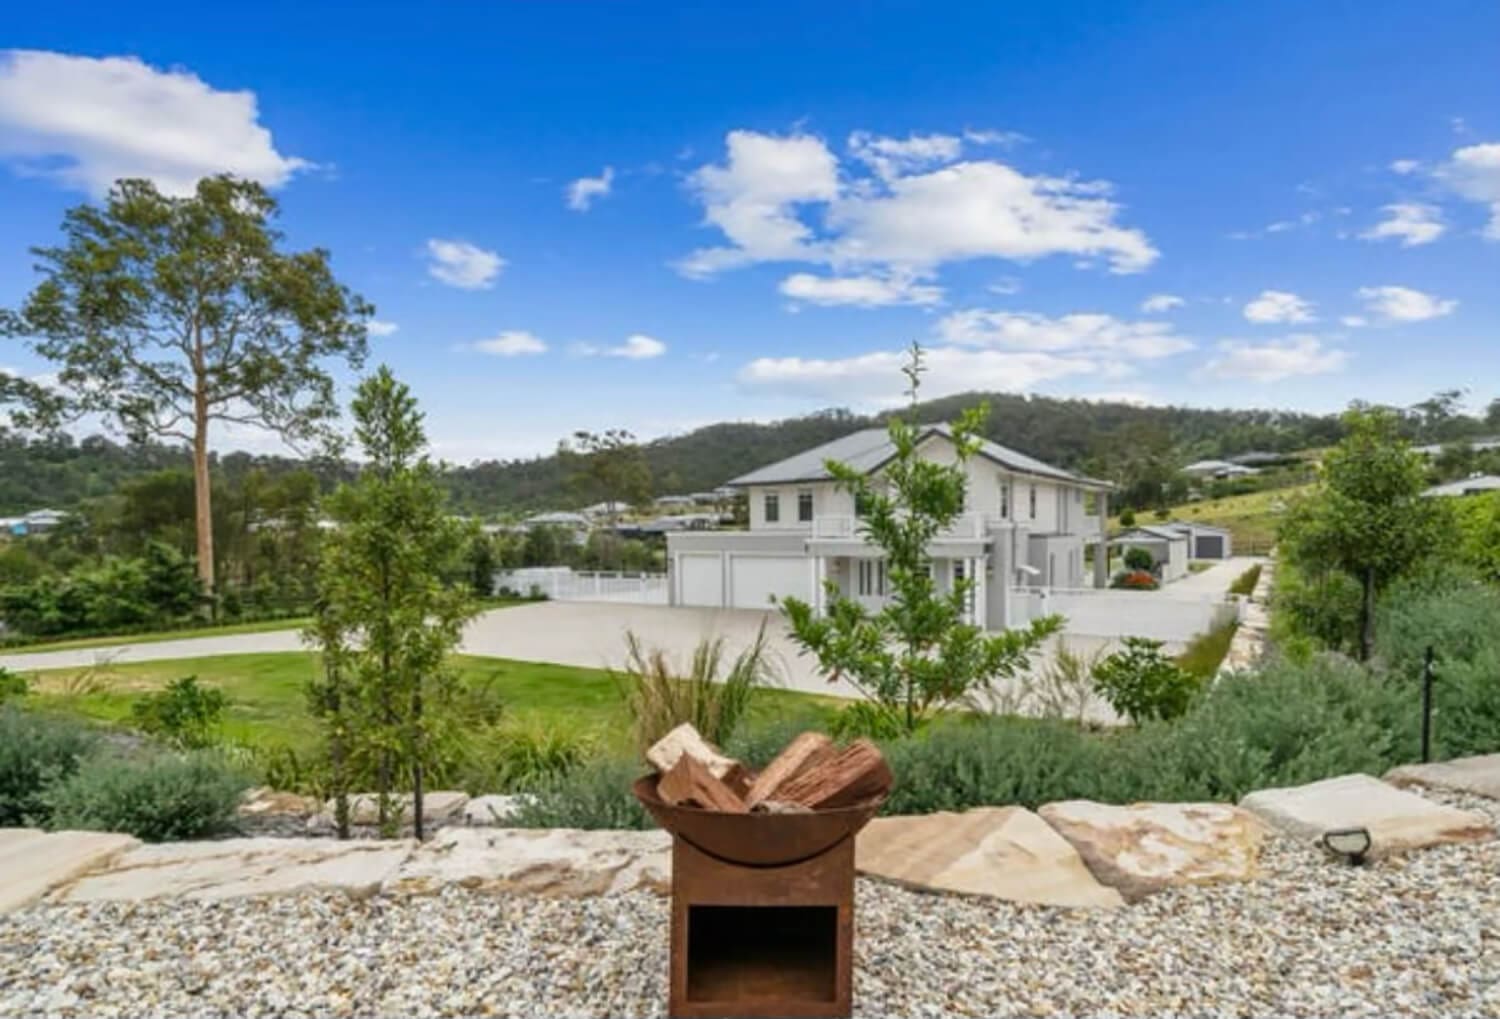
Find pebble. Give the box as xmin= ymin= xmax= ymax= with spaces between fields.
xmin=1 ymin=789 xmax=1497 ymax=1018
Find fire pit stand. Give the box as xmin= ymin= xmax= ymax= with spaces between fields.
xmin=634 ymin=775 xmax=883 ymax=1019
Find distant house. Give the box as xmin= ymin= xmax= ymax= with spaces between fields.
xmin=1165 ymin=520 xmax=1233 ymax=559
xmin=654 ymin=495 xmax=697 ymax=509
xmin=523 ymin=511 xmax=591 ymax=543
xmin=1228 ymin=450 xmax=1295 ymax=468
xmin=1182 ymin=459 xmax=1259 ymax=479
xmin=1412 ymin=437 xmax=1500 ymax=458
xmin=0 ymin=509 xmax=68 ymax=537
xmin=1110 ymin=525 xmax=1189 ymax=582
xmin=581 ymin=500 xmax=628 ymax=518
xmin=1422 ymin=474 xmax=1500 ymax=498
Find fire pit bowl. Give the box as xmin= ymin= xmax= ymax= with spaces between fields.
xmin=633 ymin=774 xmax=885 ymax=867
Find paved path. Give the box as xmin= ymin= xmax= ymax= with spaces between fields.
xmin=1167 ymin=556 xmax=1264 ymax=596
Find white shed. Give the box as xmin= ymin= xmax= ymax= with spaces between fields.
xmin=1111 ymin=525 xmax=1190 ymax=583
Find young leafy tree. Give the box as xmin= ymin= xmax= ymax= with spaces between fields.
xmin=1 ymin=175 xmax=372 ymax=605
xmin=1279 ymin=406 xmax=1453 ymax=659
xmin=310 ymin=367 xmax=477 ymax=838
xmin=560 ymin=428 xmax=652 ymax=524
xmin=780 ymin=344 xmax=1062 ymax=734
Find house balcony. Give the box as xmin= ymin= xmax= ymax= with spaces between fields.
xmin=811 ymin=513 xmax=1009 ymax=542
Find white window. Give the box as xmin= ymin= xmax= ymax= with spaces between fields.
xmin=764 ymin=493 xmax=779 ymax=523
xmin=858 ymin=560 xmax=887 ymax=597
xmin=1029 ymin=485 xmax=1037 ymax=520
xmin=797 ymin=489 xmax=814 ymax=522
xmin=999 ymin=481 xmax=1010 ymax=519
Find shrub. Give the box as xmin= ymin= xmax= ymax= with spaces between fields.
xmin=1092 ymin=637 xmax=1201 ymax=723
xmin=508 ymin=755 xmax=651 ymax=830
xmin=1119 ymin=508 xmax=1136 ymax=527
xmin=0 ymin=708 xmax=98 ymax=826
xmin=129 ymin=676 xmax=227 ymax=749
xmin=1177 ymin=618 xmax=1239 ymax=680
xmin=1122 ymin=546 xmax=1155 ymax=572
xmin=1111 ymin=569 xmax=1159 ymax=591
xmin=1027 ymin=641 xmax=1105 ymax=723
xmin=616 ymin=624 xmax=773 ymax=753
xmin=0 ymin=668 xmax=27 ymax=705
xmin=826 ymin=700 xmax=911 ymax=741
xmin=1228 ymin=564 xmax=1263 ymax=597
xmin=45 ymin=752 xmax=250 ymax=842
xmin=881 ymin=717 xmax=1105 ymax=814
xmin=459 ymin=717 xmax=591 ymax=793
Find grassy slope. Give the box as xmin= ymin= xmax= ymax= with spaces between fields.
xmin=1113 ymin=484 xmax=1312 ymax=549
xmin=22 ymin=651 xmax=841 ymax=756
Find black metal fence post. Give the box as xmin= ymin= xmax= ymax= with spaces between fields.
xmin=1421 ymin=645 xmax=1435 ymax=764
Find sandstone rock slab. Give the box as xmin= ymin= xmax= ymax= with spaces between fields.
xmin=238 ymin=786 xmax=321 ymax=818
xmin=49 ymin=837 xmax=412 ymax=904
xmin=1038 ymin=800 xmax=1268 ymax=901
xmin=1385 ymin=754 xmax=1500 ymax=801
xmin=463 ymin=794 xmax=531 ymax=825
xmin=1240 ymin=773 xmax=1493 ymax=857
xmin=0 ymin=829 xmax=140 ymax=914
xmin=323 ymin=790 xmax=470 ymax=826
xmin=389 ymin=827 xmax=671 ymax=897
xmin=855 ymin=807 xmax=1124 ymax=909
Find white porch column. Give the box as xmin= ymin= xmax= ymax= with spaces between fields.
xmin=1093 ymin=490 xmax=1110 ymax=589
xmin=973 ymin=554 xmax=987 ymax=630
xmin=811 ymin=555 xmax=826 ymax=616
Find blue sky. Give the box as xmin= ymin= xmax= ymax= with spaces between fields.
xmin=2 ymin=2 xmax=1498 ymax=461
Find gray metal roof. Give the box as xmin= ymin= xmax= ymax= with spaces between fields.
xmin=1422 ymin=474 xmax=1500 ymax=497
xmin=728 ymin=424 xmax=1109 ymax=489
xmin=1112 ymin=525 xmax=1190 ymax=543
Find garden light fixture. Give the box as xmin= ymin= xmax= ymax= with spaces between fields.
xmin=1322 ymin=827 xmax=1373 ymax=866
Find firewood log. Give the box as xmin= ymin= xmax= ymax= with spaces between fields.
xmin=645 ymin=722 xmax=739 ymax=779
xmin=774 ymin=739 xmax=892 ymax=810
xmin=656 ymin=752 xmax=748 ymax=813
xmin=744 ymin=731 xmax=835 ymax=808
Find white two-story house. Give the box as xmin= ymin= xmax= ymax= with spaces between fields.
xmin=666 ymin=425 xmax=1111 ymax=630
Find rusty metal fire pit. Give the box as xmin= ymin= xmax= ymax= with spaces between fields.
xmin=634 ymin=774 xmax=885 ymax=1019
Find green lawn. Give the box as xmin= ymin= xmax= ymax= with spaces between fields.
xmin=3 ymin=597 xmax=533 ymax=654
xmin=21 ymin=651 xmax=842 ymax=757
xmin=6 ymin=617 xmax=310 ymax=654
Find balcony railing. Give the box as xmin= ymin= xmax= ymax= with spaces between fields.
xmin=811 ymin=513 xmax=1010 ymax=541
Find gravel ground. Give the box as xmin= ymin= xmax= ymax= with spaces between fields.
xmin=3 ymin=790 xmax=1498 ymax=1018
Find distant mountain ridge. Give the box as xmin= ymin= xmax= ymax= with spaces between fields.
xmin=3 ymin=389 xmax=1472 ymax=517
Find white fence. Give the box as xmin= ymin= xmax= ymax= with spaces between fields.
xmin=495 ymin=568 xmax=668 ymax=605
xmin=1012 ymin=586 xmax=1241 ymax=644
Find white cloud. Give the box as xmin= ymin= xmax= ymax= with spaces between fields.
xmin=1360 ymin=203 xmax=1445 ymax=247
xmin=1340 ymin=315 xmax=1368 ymax=328
xmin=0 ymin=49 xmax=308 ymax=196
xmin=963 ymin=129 xmax=1028 ymax=148
xmin=1243 ymin=290 xmax=1316 ymax=324
xmin=987 ymin=276 xmax=1022 ymax=295
xmin=936 ymin=310 xmax=1192 ymax=359
xmin=848 ymin=131 xmax=962 ymax=179
xmin=1264 ymin=212 xmax=1320 ymax=233
xmin=739 ymin=345 xmax=1102 ymax=407
xmin=566 ymin=166 xmax=614 ymax=211
xmin=778 ymin=272 xmax=942 ymax=308
xmin=1140 ymin=293 xmax=1184 ymax=313
xmin=1201 ymin=336 xmax=1348 ymax=383
xmin=472 ymin=330 xmax=547 ymax=356
xmin=676 ymin=130 xmax=840 ymax=277
xmin=574 ymin=334 xmax=668 ymax=360
xmin=827 ymin=160 xmax=1158 ymax=274
xmin=1356 ymin=285 xmax=1457 ymax=322
xmin=367 ymin=320 xmax=399 ymax=337
xmin=425 ymin=239 xmax=505 ymax=289
xmin=1390 ymin=159 xmax=1422 ymax=175
xmin=676 ymin=128 xmax=1158 ymax=281
xmin=1437 ymin=142 xmax=1500 ymax=239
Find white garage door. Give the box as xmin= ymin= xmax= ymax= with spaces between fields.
xmin=678 ymin=554 xmax=724 ymax=607
xmin=729 ymin=555 xmax=810 ymax=609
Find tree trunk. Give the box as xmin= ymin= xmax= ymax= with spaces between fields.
xmin=411 ymin=681 xmax=425 ymax=842
xmin=192 ymin=386 xmax=215 ymax=615
xmin=1359 ymin=567 xmax=1375 ymax=661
